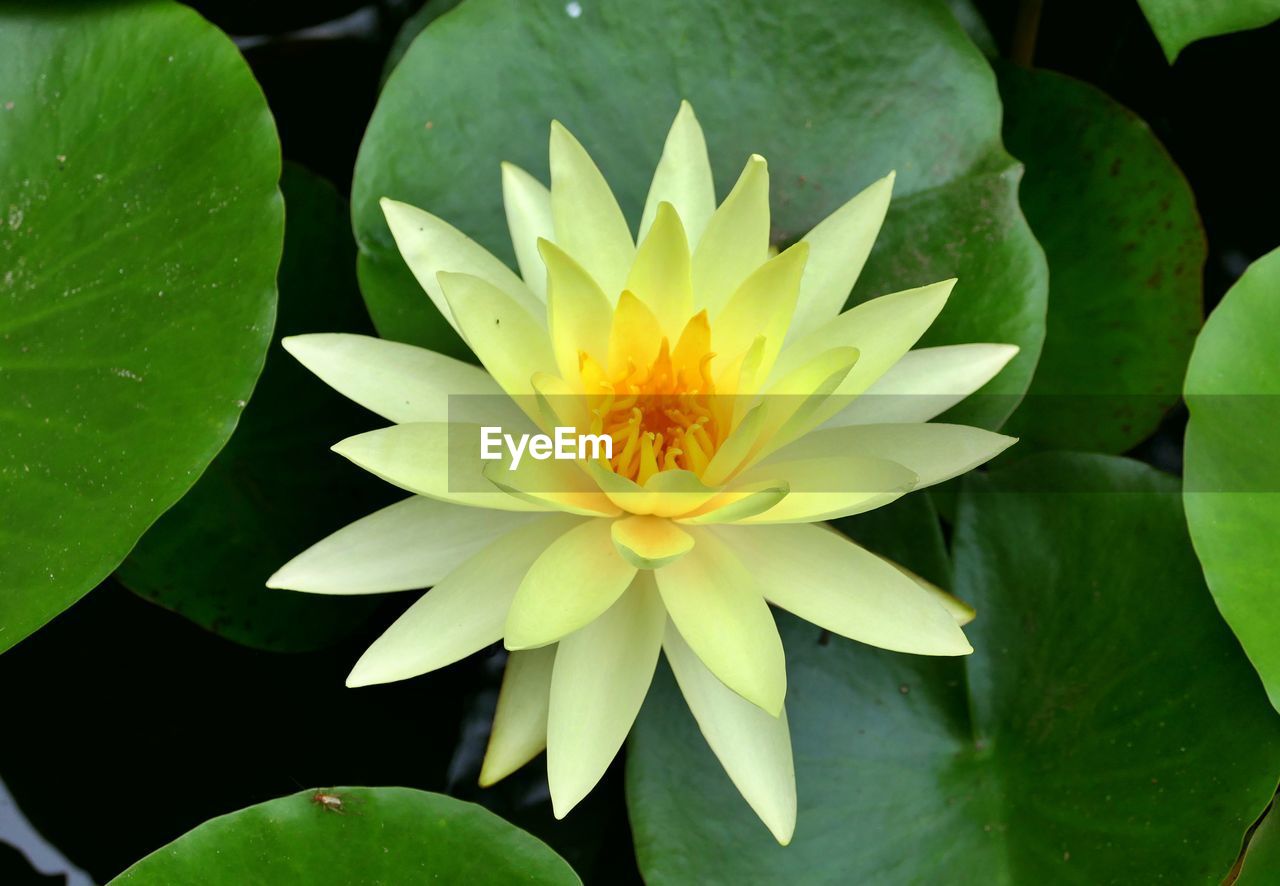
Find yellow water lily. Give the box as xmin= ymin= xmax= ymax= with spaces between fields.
xmin=269 ymin=102 xmax=1017 ymax=843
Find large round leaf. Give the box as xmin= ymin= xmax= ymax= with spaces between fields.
xmin=109 ymin=787 xmax=580 ymax=884
xmin=1185 ymin=247 xmax=1280 ymax=711
xmin=628 ymin=453 xmax=1280 ymax=883
xmin=1237 ymin=801 xmax=1280 ymax=884
xmin=0 ymin=0 xmax=283 ymax=653
xmin=999 ymin=65 xmax=1204 ymax=453
xmin=1137 ymin=0 xmax=1280 ymax=62
xmin=353 ymin=0 xmax=1046 ymax=429
xmin=115 ymin=165 xmax=391 ymax=652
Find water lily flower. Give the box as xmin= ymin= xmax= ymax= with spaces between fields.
xmin=269 ymin=102 xmax=1017 ymax=843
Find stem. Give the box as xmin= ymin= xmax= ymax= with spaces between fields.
xmin=1011 ymin=0 xmax=1044 ymax=67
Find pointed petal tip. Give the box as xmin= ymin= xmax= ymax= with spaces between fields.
xmin=501 ymin=633 xmax=548 ymax=653
xmin=771 ymin=825 xmax=795 ymax=846
xmin=379 ymin=196 xmax=413 ymax=219
xmin=344 ymin=668 xmax=372 ymax=689
xmin=549 ymin=119 xmax=576 ymax=145
xmin=477 ymin=756 xmax=514 ymax=788
xmin=548 ymin=778 xmax=591 ymax=820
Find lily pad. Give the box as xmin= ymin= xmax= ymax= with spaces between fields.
xmin=999 ymin=65 xmax=1204 ymax=453
xmin=1185 ymin=247 xmax=1280 ymax=711
xmin=115 ymin=165 xmax=391 ymax=652
xmin=1237 ymin=801 xmax=1280 ymax=884
xmin=628 ymin=453 xmax=1280 ymax=883
xmin=1137 ymin=0 xmax=1280 ymax=62
xmin=0 ymin=0 xmax=282 ymax=653
xmin=108 ymin=787 xmax=580 ymax=884
xmin=354 ymin=0 xmax=1046 ymax=429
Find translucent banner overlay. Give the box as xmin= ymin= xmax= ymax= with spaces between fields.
xmin=436 ymin=394 xmax=1280 ymax=493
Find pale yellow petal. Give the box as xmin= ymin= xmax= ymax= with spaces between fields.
xmin=750 ymin=347 xmax=860 ymax=457
xmin=280 ymin=333 xmax=521 ymax=427
xmin=530 ymin=371 xmax=591 ymax=429
xmin=549 ymin=120 xmax=635 ymax=298
xmin=437 ymin=271 xmax=558 ymax=403
xmin=547 ymin=575 xmax=665 ymax=817
xmin=677 ymin=482 xmax=790 ymax=525
xmin=691 ymin=155 xmax=770 ymax=316
xmin=729 ymin=455 xmax=917 ymax=524
xmin=701 ymin=403 xmax=770 ymax=486
xmin=587 ymin=464 xmax=719 ymax=518
xmin=788 ymin=172 xmax=895 ymax=343
xmin=822 ymin=343 xmax=1019 ymax=427
xmin=332 ymin=422 xmax=548 ymax=512
xmin=715 ymin=523 xmax=972 ymax=655
xmin=346 ymin=516 xmax=581 ymax=686
xmin=898 ymin=564 xmax=977 ymax=626
xmin=611 ymin=515 xmax=694 ymax=569
xmin=479 ymin=646 xmax=556 ymax=786
xmin=713 ymin=241 xmax=809 ymax=384
xmin=626 ymin=202 xmax=694 ymax=334
xmin=482 ymin=457 xmax=620 ymax=517
xmin=608 ymin=290 xmax=665 ymax=377
xmin=539 ymin=239 xmax=614 ymax=380
xmin=663 ymin=622 xmax=796 ymax=845
xmin=380 ymin=198 xmax=541 ymax=331
xmin=268 ymin=497 xmax=533 ymax=594
xmin=762 ymin=423 xmax=1016 ymax=490
xmin=769 ymin=279 xmax=956 ymax=425
xmin=504 ymin=519 xmax=638 ymax=649
xmin=653 ymin=526 xmax=786 ymax=714
xmin=639 ymin=101 xmax=715 ymax=246
xmin=501 ymin=162 xmax=555 ymax=301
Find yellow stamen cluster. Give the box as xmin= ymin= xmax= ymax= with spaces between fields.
xmin=584 ymin=316 xmax=725 ymax=483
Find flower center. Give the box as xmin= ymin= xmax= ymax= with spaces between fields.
xmin=580 ymin=309 xmax=726 ymax=483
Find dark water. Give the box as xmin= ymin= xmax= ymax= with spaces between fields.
xmin=3 ymin=1 xmax=1279 ymax=883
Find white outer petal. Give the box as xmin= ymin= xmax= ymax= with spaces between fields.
xmin=268 ymin=497 xmax=534 ymax=594
xmin=663 ymin=622 xmax=797 ymax=845
xmin=821 ymin=343 xmax=1019 ymax=427
xmin=547 ymin=574 xmax=665 ymax=817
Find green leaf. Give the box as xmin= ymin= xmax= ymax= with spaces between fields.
xmin=108 ymin=787 xmax=581 ymax=884
xmin=353 ymin=0 xmax=1046 ymax=429
xmin=0 ymin=0 xmax=282 ymax=654
xmin=1237 ymin=800 xmax=1280 ymax=884
xmin=999 ymin=65 xmax=1204 ymax=453
xmin=944 ymin=0 xmax=998 ymax=57
xmin=629 ymin=453 xmax=1280 ymax=883
xmin=115 ymin=165 xmax=391 ymax=652
xmin=1137 ymin=0 xmax=1280 ymax=62
xmin=381 ymin=0 xmax=464 ymax=87
xmin=1185 ymin=247 xmax=1280 ymax=711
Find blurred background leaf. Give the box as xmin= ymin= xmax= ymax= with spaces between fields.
xmin=629 ymin=453 xmax=1280 ymax=882
xmin=115 ymin=164 xmax=395 ymax=653
xmin=1184 ymin=247 xmax=1280 ymax=711
xmin=0 ymin=0 xmax=282 ymax=654
xmin=1137 ymin=0 xmax=1280 ymax=62
xmin=354 ymin=0 xmax=1046 ymax=430
xmin=109 ymin=787 xmax=580 ymax=884
xmin=999 ymin=64 xmax=1204 ymax=453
